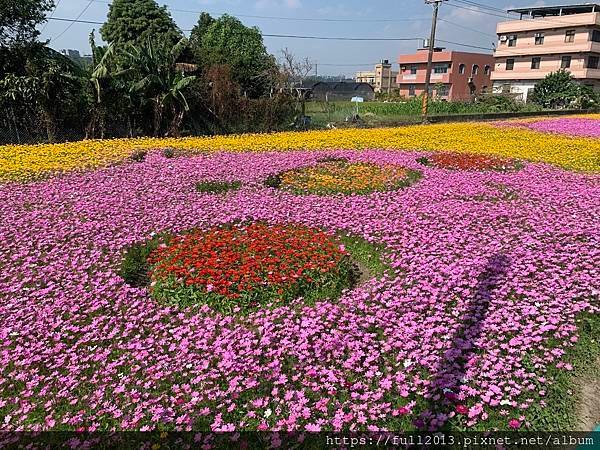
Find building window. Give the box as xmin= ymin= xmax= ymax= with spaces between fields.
xmin=561 ymin=56 xmax=572 ymax=69
xmin=408 ymin=84 xmax=416 ymax=97
xmin=565 ymin=30 xmax=576 ymax=43
xmin=588 ymin=55 xmax=600 ymax=69
xmin=534 ymin=33 xmax=544 ymax=45
xmin=484 ymin=65 xmax=491 ymax=75
xmin=436 ymin=85 xmax=449 ymax=97
xmin=410 ymin=65 xmax=417 ymax=74
xmin=508 ymin=35 xmax=518 ymax=47
xmin=433 ymin=63 xmax=449 ymax=74
xmin=459 ymin=63 xmax=465 ymax=74
xmin=472 ymin=64 xmax=479 ymax=75
xmin=592 ymin=30 xmax=600 ymax=42
xmin=531 ymin=57 xmax=541 ymax=69
xmin=506 ymin=59 xmax=515 ymax=70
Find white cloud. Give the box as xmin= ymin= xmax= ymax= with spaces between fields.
xmin=254 ymin=0 xmax=302 ymax=10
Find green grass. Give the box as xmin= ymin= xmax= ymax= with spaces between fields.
xmin=338 ymin=234 xmax=389 ymax=280
xmin=304 ymin=98 xmax=542 ymax=128
xmin=467 ymin=311 xmax=600 ymax=432
xmin=525 ymin=312 xmax=600 ymax=431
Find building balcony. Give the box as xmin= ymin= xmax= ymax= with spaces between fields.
xmin=496 ymin=12 xmax=600 ymax=33
xmin=397 ymin=73 xmax=450 ymax=84
xmin=494 ymin=41 xmax=600 ymax=57
xmin=491 ymin=67 xmax=600 ymax=80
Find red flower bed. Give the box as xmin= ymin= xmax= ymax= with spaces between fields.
xmin=419 ymin=152 xmax=522 ymax=171
xmin=147 ymin=223 xmax=353 ymax=311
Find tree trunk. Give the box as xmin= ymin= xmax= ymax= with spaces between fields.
xmin=41 ymin=110 xmax=56 ymax=143
xmin=153 ymin=100 xmax=164 ymax=137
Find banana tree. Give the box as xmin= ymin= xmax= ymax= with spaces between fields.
xmin=122 ymin=38 xmax=196 ymax=136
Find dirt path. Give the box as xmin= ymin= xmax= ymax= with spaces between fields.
xmin=576 ymin=357 xmax=600 ymax=431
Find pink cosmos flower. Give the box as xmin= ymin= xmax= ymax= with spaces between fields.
xmin=508 ymin=419 xmax=521 ymax=429
xmin=455 ymin=405 xmax=468 ymax=415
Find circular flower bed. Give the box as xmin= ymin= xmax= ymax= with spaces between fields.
xmin=418 ymin=152 xmax=523 ymax=172
xmin=144 ymin=223 xmax=356 ymax=312
xmin=268 ymin=160 xmax=422 ymax=195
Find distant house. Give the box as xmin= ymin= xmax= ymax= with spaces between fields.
xmin=356 ymin=60 xmax=399 ymax=93
xmin=397 ymin=47 xmax=494 ymax=101
xmin=304 ymin=81 xmax=375 ymax=101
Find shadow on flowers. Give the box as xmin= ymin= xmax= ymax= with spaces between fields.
xmin=422 ymin=253 xmax=511 ymax=431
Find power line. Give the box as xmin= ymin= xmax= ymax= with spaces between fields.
xmin=46 ymin=16 xmax=499 ymax=52
xmin=438 ymin=18 xmax=496 ymax=38
xmin=52 ymin=1 xmax=95 ymax=41
xmin=49 ymin=17 xmax=103 ymax=25
xmin=89 ymin=0 xmax=430 ymax=23
xmin=451 ymin=0 xmax=514 ymax=15
xmin=436 ymin=38 xmax=493 ymax=51
xmin=41 ymin=0 xmax=63 ymax=33
xmin=447 ymin=0 xmax=592 ymax=29
xmin=262 ymin=34 xmax=424 ymax=41
xmin=316 ymin=63 xmax=380 ymax=67
xmin=47 ymin=19 xmax=425 ymax=40
xmin=445 ymin=2 xmax=513 ymax=20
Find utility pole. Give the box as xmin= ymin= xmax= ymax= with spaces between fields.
xmin=422 ymin=0 xmax=446 ymax=123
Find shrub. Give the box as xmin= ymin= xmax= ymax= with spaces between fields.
xmin=162 ymin=148 xmax=176 ymax=158
xmin=130 ymin=149 xmax=147 ymax=162
xmin=531 ymin=70 xmax=599 ymax=109
xmin=264 ymin=174 xmax=282 ymax=189
xmin=119 ymin=235 xmax=164 ymax=287
xmin=195 ymin=180 xmax=241 ymax=194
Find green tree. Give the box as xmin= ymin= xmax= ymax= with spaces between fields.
xmin=0 ymin=0 xmax=54 ymax=47
xmin=531 ymin=70 xmax=597 ymax=109
xmin=100 ymin=0 xmax=181 ymax=48
xmin=192 ymin=14 xmax=276 ymax=97
xmin=189 ymin=12 xmax=215 ymax=48
xmin=119 ymin=38 xmax=197 ymax=136
xmin=1 ymin=48 xmax=87 ymax=142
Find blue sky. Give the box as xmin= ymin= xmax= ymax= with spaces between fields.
xmin=40 ymin=0 xmax=549 ymax=75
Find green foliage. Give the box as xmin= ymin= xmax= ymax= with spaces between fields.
xmin=189 ymin=12 xmax=215 ymax=47
xmin=416 ymin=156 xmax=431 ymax=166
xmin=119 ymin=235 xmax=165 ymax=287
xmin=195 ymin=180 xmax=241 ymax=194
xmin=264 ymin=174 xmax=282 ymax=189
xmin=100 ymin=0 xmax=182 ymax=48
xmin=161 ymin=148 xmax=175 ymax=158
xmin=0 ymin=0 xmax=54 ymax=47
xmin=130 ymin=149 xmax=147 ymax=162
xmin=337 ymin=234 xmax=389 ymax=280
xmin=531 ymin=70 xmax=599 ymax=109
xmin=0 ymin=47 xmax=88 ymax=142
xmin=306 ymin=97 xmax=542 ymax=127
xmin=191 ymin=14 xmax=276 ymax=97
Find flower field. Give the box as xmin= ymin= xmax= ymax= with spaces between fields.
xmin=1 ymin=118 xmax=600 ymax=183
xmin=497 ymin=116 xmax=600 ymax=138
xmin=0 ymin=117 xmax=599 ymax=438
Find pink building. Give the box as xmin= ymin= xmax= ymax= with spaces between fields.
xmin=492 ymin=3 xmax=600 ymax=102
xmin=397 ymin=48 xmax=495 ymax=101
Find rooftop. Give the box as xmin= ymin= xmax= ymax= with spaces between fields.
xmin=507 ymin=3 xmax=600 ymax=17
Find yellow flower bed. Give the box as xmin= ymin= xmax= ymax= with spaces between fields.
xmin=1 ymin=121 xmax=599 ymax=182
